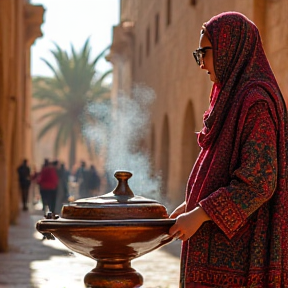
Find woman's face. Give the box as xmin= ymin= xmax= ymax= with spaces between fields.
xmin=199 ymin=32 xmax=217 ymax=82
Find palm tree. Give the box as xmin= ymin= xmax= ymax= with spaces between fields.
xmin=33 ymin=39 xmax=112 ymax=169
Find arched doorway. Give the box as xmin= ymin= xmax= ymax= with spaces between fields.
xmin=160 ymin=115 xmax=169 ymax=195
xmin=180 ymin=101 xmax=198 ymax=193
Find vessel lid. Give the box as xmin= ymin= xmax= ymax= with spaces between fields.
xmin=61 ymin=171 xmax=168 ymax=220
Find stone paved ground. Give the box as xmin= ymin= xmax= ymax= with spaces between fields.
xmin=0 ymin=205 xmax=181 ymax=288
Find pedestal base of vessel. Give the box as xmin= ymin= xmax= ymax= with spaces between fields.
xmin=84 ymin=260 xmax=143 ymax=288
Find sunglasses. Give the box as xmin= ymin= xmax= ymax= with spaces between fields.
xmin=192 ymin=46 xmax=212 ymax=66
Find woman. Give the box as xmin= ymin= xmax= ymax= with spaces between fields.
xmin=169 ymin=12 xmax=288 ymax=287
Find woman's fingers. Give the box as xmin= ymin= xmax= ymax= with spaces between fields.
xmin=169 ymin=212 xmax=177 ymax=219
xmin=174 ymin=231 xmax=181 ymax=239
xmin=169 ymin=229 xmax=184 ymax=240
xmin=169 ymin=224 xmax=179 ymax=237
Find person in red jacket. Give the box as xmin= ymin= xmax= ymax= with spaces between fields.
xmin=37 ymin=161 xmax=58 ymax=213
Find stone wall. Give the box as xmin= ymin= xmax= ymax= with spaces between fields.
xmin=0 ymin=0 xmax=44 ymax=251
xmin=115 ymin=0 xmax=288 ymax=207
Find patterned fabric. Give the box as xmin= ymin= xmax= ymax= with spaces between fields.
xmin=186 ymin=282 xmax=215 ymax=288
xmin=181 ymin=12 xmax=288 ymax=287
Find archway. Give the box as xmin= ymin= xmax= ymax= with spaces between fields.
xmin=180 ymin=101 xmax=199 ymax=193
xmin=160 ymin=115 xmax=170 ymax=195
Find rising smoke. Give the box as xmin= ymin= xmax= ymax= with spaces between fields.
xmin=84 ymin=84 xmax=163 ymax=202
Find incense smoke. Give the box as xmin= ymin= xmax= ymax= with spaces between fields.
xmin=84 ymin=84 xmax=163 ymax=201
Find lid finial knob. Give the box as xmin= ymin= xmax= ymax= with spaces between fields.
xmin=112 ymin=171 xmax=134 ymax=197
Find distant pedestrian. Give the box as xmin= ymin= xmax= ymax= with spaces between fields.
xmin=37 ymin=161 xmax=58 ymax=213
xmin=17 ymin=159 xmax=31 ymax=211
xmin=38 ymin=159 xmax=49 ymax=210
xmin=55 ymin=163 xmax=70 ymax=214
xmin=75 ymin=161 xmax=90 ymax=198
xmin=30 ymin=165 xmax=40 ymax=205
xmin=87 ymin=165 xmax=101 ymax=196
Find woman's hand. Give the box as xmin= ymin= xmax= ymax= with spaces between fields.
xmin=169 ymin=206 xmax=211 ymax=241
xmin=169 ymin=201 xmax=186 ymax=219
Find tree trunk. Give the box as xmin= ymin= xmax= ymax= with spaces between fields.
xmin=69 ymin=131 xmax=76 ymax=171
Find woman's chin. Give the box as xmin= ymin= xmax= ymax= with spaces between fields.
xmin=209 ymin=74 xmax=218 ymax=83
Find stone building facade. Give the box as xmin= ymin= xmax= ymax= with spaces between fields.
xmin=109 ymin=0 xmax=288 ymax=207
xmin=0 ymin=0 xmax=44 ymax=251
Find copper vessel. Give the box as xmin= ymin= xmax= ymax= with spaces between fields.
xmin=36 ymin=171 xmax=176 ymax=288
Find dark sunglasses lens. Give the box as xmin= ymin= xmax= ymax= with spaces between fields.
xmin=193 ymin=51 xmax=200 ymax=65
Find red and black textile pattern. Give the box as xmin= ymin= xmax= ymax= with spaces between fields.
xmin=182 ymin=12 xmax=288 ymax=287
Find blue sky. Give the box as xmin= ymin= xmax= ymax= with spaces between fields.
xmin=31 ymin=0 xmax=120 ymax=77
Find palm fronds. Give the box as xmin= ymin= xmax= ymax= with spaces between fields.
xmin=32 ymin=38 xmax=112 ymax=168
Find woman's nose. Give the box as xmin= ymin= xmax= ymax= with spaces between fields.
xmin=200 ymin=63 xmax=205 ymax=69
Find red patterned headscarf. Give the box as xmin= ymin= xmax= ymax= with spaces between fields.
xmin=198 ymin=12 xmax=286 ymax=150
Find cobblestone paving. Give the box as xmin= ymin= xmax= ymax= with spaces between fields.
xmin=0 ymin=207 xmax=180 ymax=288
